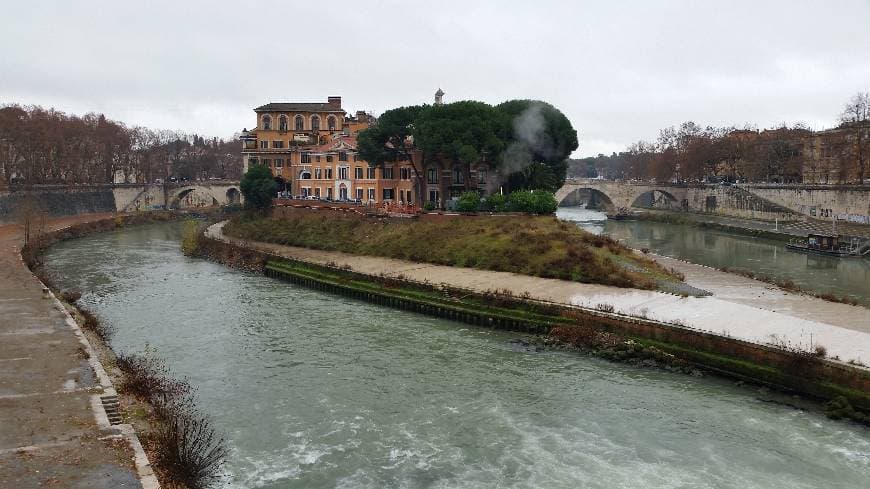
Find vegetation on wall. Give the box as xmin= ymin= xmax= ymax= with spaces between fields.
xmin=223 ymin=212 xmax=682 ymax=289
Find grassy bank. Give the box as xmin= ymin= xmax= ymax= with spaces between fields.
xmin=224 ymin=212 xmax=683 ymax=290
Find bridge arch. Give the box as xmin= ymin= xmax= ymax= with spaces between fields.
xmin=630 ymin=189 xmax=680 ymax=210
xmin=226 ymin=187 xmax=241 ymax=204
xmin=556 ymin=187 xmax=618 ymax=212
xmin=167 ymin=184 xmax=242 ymax=209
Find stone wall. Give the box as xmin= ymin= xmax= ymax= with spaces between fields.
xmin=0 ymin=188 xmax=116 ymax=223
xmin=745 ymin=185 xmax=870 ymax=224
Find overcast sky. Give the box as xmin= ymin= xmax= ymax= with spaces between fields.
xmin=2 ymin=1 xmax=869 ymax=157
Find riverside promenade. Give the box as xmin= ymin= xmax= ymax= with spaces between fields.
xmin=209 ymin=221 xmax=870 ymax=365
xmin=0 ymin=215 xmax=152 ymax=488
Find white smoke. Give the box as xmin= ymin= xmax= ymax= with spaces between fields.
xmin=500 ymin=103 xmax=553 ymax=177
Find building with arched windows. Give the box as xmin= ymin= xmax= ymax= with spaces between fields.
xmin=240 ymin=96 xmax=420 ymax=205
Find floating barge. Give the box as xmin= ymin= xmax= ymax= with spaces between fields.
xmin=785 ymin=233 xmax=866 ymax=257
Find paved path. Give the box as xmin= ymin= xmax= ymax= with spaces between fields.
xmin=0 ymin=215 xmax=149 ymax=488
xmin=211 ymin=221 xmax=870 ymax=365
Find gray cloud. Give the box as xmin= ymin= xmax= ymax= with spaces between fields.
xmin=1 ymin=0 xmax=868 ymax=156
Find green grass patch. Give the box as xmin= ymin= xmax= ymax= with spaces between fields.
xmin=228 ymin=213 xmax=681 ymax=290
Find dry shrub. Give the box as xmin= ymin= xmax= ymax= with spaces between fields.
xmin=79 ymin=307 xmax=115 ymax=343
xmin=116 ymin=351 xmax=227 ymax=488
xmin=60 ymin=289 xmax=82 ymax=303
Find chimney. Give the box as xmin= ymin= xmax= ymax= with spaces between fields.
xmin=328 ymin=96 xmax=342 ymax=109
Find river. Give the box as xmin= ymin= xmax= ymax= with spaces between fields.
xmin=556 ymin=206 xmax=870 ymax=307
xmin=42 ymin=222 xmax=870 ymax=488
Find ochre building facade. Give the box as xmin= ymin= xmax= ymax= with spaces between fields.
xmin=240 ymin=95 xmax=493 ymax=208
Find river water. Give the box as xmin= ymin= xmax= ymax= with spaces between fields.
xmin=42 ymin=223 xmax=870 ymax=488
xmin=556 ymin=207 xmax=870 ymax=307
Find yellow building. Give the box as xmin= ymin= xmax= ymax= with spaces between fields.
xmin=240 ymin=97 xmax=418 ymax=205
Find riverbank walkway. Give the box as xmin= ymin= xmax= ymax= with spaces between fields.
xmin=646 ymin=209 xmax=870 ymax=239
xmin=209 ymin=221 xmax=870 ymax=366
xmin=0 ymin=215 xmax=146 ymax=488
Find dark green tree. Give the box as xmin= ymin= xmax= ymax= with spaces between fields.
xmin=357 ymin=105 xmax=427 ymax=205
xmin=413 ymin=101 xmax=510 ymax=191
xmin=239 ymin=165 xmax=277 ymax=211
xmin=496 ymin=100 xmax=578 ymax=192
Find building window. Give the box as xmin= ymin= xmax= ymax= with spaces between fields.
xmin=314 ymin=187 xmax=321 ymax=197
xmin=428 ymin=189 xmax=439 ymax=203
xmin=368 ymin=188 xmax=375 ymax=201
xmin=383 ymin=188 xmax=395 ymax=200
xmin=301 ymin=153 xmax=311 ymax=164
xmin=339 ymin=167 xmax=348 ymax=180
xmin=382 ymin=167 xmax=394 ymax=179
xmin=326 ymin=155 xmax=333 ymax=162
xmin=478 ymin=169 xmax=486 ymax=184
xmin=262 ymin=159 xmax=270 ymax=167
xmin=316 ymin=155 xmax=321 ymax=162
xmin=275 ymin=158 xmax=284 ymax=168
xmin=311 ymin=115 xmax=320 ymax=131
xmin=295 ymin=115 xmax=304 ymax=131
xmin=249 ymin=157 xmax=259 ymax=166
xmin=279 ymin=115 xmax=288 ymax=131
xmin=452 ymin=166 xmax=464 ymax=184
xmin=301 ymin=187 xmax=310 ymax=197
xmin=260 ymin=140 xmax=268 ymax=149
xmin=325 ymin=168 xmax=333 ymax=179
xmin=328 ymin=116 xmax=336 ymax=131
xmin=356 ymin=188 xmax=363 ymax=200
xmin=272 ymin=140 xmax=284 ymax=149
xmin=299 ymin=170 xmax=311 ymax=180
xmin=339 ymin=184 xmax=348 ymax=200
xmin=354 ymin=167 xmax=363 ymax=179
xmin=314 ymin=167 xmax=322 ymax=179
xmin=427 ymin=167 xmax=438 ymax=184
xmin=327 ymin=187 xmax=333 ymax=199
xmin=366 ymin=167 xmax=376 ymax=179
xmin=262 ymin=115 xmax=271 ymax=130
xmin=400 ymin=167 xmax=412 ymax=180
xmin=339 ymin=151 xmax=348 ymax=162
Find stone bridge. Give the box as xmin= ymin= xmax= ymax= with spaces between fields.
xmin=114 ymin=181 xmax=242 ymax=211
xmin=556 ymin=179 xmax=870 ymax=223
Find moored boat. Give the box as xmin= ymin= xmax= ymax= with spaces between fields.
xmin=785 ymin=233 xmax=863 ymax=257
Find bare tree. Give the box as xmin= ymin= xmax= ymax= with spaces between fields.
xmin=839 ymin=91 xmax=870 ymax=183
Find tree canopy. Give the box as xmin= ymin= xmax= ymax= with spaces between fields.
xmin=413 ymin=101 xmax=509 ymax=176
xmin=239 ymin=164 xmax=277 ymax=211
xmin=496 ymin=100 xmax=578 ymax=192
xmin=357 ymin=105 xmax=425 ymax=166
xmin=356 ymin=98 xmax=578 ymax=194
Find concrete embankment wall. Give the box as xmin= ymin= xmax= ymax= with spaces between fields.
xmin=0 ymin=187 xmax=116 ymax=223
xmin=197 ymin=232 xmax=870 ymax=410
xmin=745 ymin=185 xmax=870 ymax=224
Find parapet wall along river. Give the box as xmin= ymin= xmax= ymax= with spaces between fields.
xmin=43 ymin=222 xmax=870 ymax=489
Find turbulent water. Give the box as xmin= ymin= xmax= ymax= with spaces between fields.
xmin=556 ymin=207 xmax=870 ymax=306
xmin=43 ymin=222 xmax=870 ymax=488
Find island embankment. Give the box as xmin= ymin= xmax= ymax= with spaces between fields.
xmin=224 ymin=206 xmax=687 ymax=292
xmin=199 ymin=217 xmax=870 ymax=419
